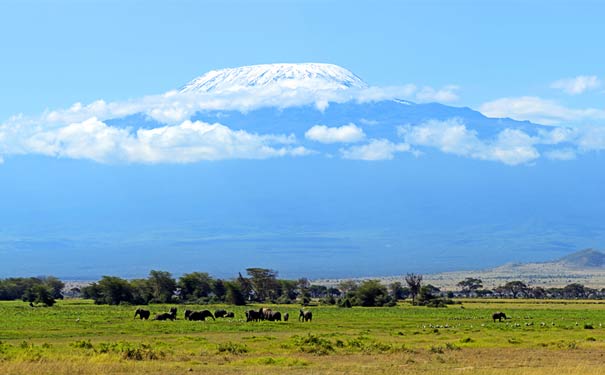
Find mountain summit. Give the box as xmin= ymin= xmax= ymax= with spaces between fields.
xmin=179 ymin=63 xmax=367 ymax=93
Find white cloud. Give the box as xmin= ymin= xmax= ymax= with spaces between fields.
xmin=551 ymin=75 xmax=601 ymax=95
xmin=0 ymin=118 xmax=308 ymax=163
xmin=340 ymin=139 xmax=410 ymax=160
xmin=398 ymin=118 xmax=540 ymax=165
xmin=479 ymin=96 xmax=605 ymax=125
xmin=305 ymin=123 xmax=366 ymax=143
xmin=544 ymin=148 xmax=577 ymax=161
xmin=415 ymin=85 xmax=460 ymax=102
xmin=5 ymin=81 xmax=461 ymax=133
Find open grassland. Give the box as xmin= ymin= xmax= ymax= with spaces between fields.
xmin=2 ymin=300 xmax=605 ymax=374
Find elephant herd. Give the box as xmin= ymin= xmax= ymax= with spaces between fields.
xmin=134 ymin=307 xmax=313 ymax=323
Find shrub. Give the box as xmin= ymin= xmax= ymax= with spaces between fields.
xmin=217 ymin=342 xmax=248 ymax=355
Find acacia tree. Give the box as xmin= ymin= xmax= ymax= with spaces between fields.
xmin=405 ymin=273 xmax=423 ymax=304
xmin=457 ymin=277 xmax=483 ymax=297
xmin=246 ymin=268 xmax=279 ymax=302
xmin=501 ymin=281 xmax=529 ymax=298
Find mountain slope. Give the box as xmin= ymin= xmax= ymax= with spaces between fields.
xmin=557 ymin=249 xmax=605 ymax=268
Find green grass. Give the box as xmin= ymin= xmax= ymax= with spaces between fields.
xmin=1 ymin=299 xmax=605 ymax=374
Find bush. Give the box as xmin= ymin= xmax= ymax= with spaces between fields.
xmin=292 ymin=334 xmax=334 ymax=356
xmin=217 ymin=342 xmax=248 ymax=355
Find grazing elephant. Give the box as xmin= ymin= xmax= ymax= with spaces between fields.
xmin=214 ymin=309 xmax=227 ymax=318
xmin=270 ymin=311 xmax=282 ymax=321
xmin=258 ymin=307 xmax=271 ymax=321
xmin=225 ymin=311 xmax=235 ymax=318
xmin=246 ymin=310 xmax=261 ymax=322
xmin=134 ymin=308 xmax=150 ymax=320
xmin=154 ymin=307 xmax=177 ymax=321
xmin=299 ymin=309 xmax=312 ymax=322
xmin=283 ymin=312 xmax=289 ymax=322
xmin=492 ymin=312 xmax=508 ymax=322
xmin=188 ymin=310 xmax=215 ymax=321
xmin=262 ymin=308 xmax=274 ymax=321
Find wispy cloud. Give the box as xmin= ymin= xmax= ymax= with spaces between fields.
xmin=340 ymin=139 xmax=410 ymax=160
xmin=416 ymin=85 xmax=460 ymax=102
xmin=551 ymin=75 xmax=601 ymax=95
xmin=305 ymin=123 xmax=365 ymax=143
xmin=479 ymin=96 xmax=605 ymax=125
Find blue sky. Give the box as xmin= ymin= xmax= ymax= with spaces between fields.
xmin=1 ymin=0 xmax=604 ymax=122
xmin=1 ymin=0 xmax=605 ymax=279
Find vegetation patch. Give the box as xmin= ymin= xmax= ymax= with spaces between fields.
xmin=291 ymin=334 xmax=335 ymax=355
xmin=217 ymin=341 xmax=248 ymax=355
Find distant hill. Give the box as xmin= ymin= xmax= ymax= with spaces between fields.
xmin=316 ymin=248 xmax=605 ymax=290
xmin=556 ymin=249 xmax=605 ymax=268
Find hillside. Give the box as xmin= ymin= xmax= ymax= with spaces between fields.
xmin=316 ymin=249 xmax=605 ymax=290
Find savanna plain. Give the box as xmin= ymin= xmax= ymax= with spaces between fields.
xmin=1 ymin=299 xmax=605 ymax=374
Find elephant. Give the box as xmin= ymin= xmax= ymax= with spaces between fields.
xmin=134 ymin=308 xmax=150 ymax=320
xmin=261 ymin=308 xmax=273 ymax=321
xmin=299 ymin=309 xmax=312 ymax=322
xmin=492 ymin=312 xmax=508 ymax=322
xmin=269 ymin=311 xmax=282 ymax=321
xmin=214 ymin=309 xmax=227 ymax=318
xmin=188 ymin=310 xmax=215 ymax=321
xmin=246 ymin=310 xmax=261 ymax=322
xmin=154 ymin=307 xmax=177 ymax=321
xmin=225 ymin=311 xmax=235 ymax=318
xmin=283 ymin=312 xmax=289 ymax=322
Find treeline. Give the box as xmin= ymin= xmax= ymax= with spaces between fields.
xmin=0 ymin=276 xmax=65 ymax=306
xmin=3 ymin=271 xmax=605 ymax=308
xmin=81 ymin=268 xmax=315 ymax=306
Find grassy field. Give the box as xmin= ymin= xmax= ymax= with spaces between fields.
xmin=2 ymin=299 xmax=605 ymax=374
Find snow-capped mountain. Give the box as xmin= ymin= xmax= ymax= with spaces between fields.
xmin=179 ymin=63 xmax=367 ymax=93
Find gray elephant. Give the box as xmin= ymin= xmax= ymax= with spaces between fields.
xmin=154 ymin=307 xmax=177 ymax=321
xmin=492 ymin=312 xmax=508 ymax=322
xmin=134 ymin=308 xmax=150 ymax=320
xmin=246 ymin=310 xmax=261 ymax=322
xmin=187 ymin=309 xmax=214 ymax=321
xmin=299 ymin=309 xmax=312 ymax=322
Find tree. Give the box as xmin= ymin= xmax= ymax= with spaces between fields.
xmin=405 ymin=273 xmax=423 ymax=304
xmin=178 ymin=272 xmax=213 ymax=301
xmin=355 ymin=280 xmax=391 ymax=307
xmin=562 ymin=283 xmax=587 ymax=299
xmin=389 ymin=282 xmax=408 ymax=300
xmin=246 ymin=268 xmax=279 ymax=302
xmin=501 ymin=281 xmax=529 ymax=298
xmin=457 ymin=277 xmax=483 ymax=297
xmin=39 ymin=276 xmax=65 ymax=300
xmin=225 ymin=282 xmax=246 ymax=305
xmin=93 ymin=276 xmax=134 ymax=305
xmin=337 ymin=280 xmax=359 ymax=297
xmin=213 ymin=279 xmax=227 ymax=301
xmin=147 ymin=270 xmax=176 ymax=303
xmin=23 ymin=284 xmax=56 ymax=306
xmin=130 ymin=278 xmax=152 ymax=305
xmin=236 ymin=272 xmax=253 ymax=301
